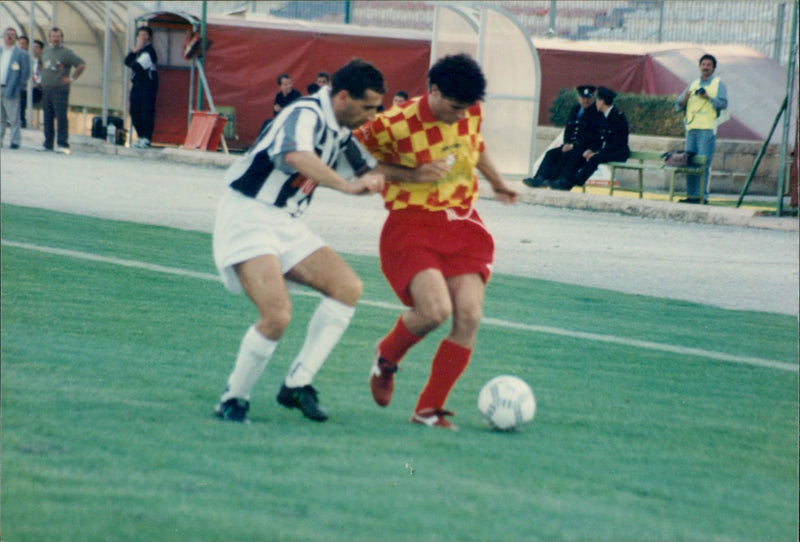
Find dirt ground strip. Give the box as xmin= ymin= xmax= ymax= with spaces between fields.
xmin=1 ymin=139 xmax=797 ymax=316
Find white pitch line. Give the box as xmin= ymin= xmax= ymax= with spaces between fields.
xmin=3 ymin=239 xmax=797 ymax=373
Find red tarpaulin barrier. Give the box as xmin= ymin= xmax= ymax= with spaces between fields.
xmin=152 ymin=16 xmax=430 ymax=149
xmin=148 ymin=14 xmax=790 ymax=149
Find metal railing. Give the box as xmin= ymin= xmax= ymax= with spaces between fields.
xmin=134 ymin=1 xmax=797 ymax=66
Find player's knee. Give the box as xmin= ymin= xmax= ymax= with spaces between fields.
xmin=454 ymin=304 xmax=483 ymax=335
xmin=256 ymin=306 xmax=292 ymax=339
xmin=329 ymin=275 xmax=362 ymax=306
xmin=417 ymin=299 xmax=452 ymax=329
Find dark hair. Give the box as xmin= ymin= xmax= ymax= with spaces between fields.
xmin=18 ymin=35 xmax=29 ymax=43
xmin=277 ymin=73 xmax=291 ymax=85
xmin=34 ymin=39 xmax=44 ymax=48
xmin=428 ymin=54 xmax=486 ymax=103
xmin=597 ymin=93 xmax=614 ymax=105
xmin=699 ymin=54 xmax=717 ymax=69
xmin=596 ymin=86 xmax=616 ymax=105
xmin=316 ymin=71 xmax=330 ymax=81
xmin=50 ymin=27 xmax=63 ymax=38
xmin=137 ymin=26 xmax=153 ymax=38
xmin=306 ymin=83 xmax=320 ymax=95
xmin=394 ymin=90 xmax=408 ymax=100
xmin=331 ymin=59 xmax=386 ymax=99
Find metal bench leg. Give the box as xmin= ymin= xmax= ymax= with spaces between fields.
xmin=700 ymin=170 xmax=707 ymax=204
xmin=637 ymin=169 xmax=643 ymax=198
xmin=669 ymin=171 xmax=676 ymax=202
xmin=609 ymin=166 xmax=615 ymax=196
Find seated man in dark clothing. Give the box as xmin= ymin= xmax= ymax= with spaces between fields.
xmin=273 ymin=73 xmax=301 ymax=117
xmin=524 ymin=85 xmax=603 ymax=188
xmin=551 ymin=86 xmax=630 ymax=191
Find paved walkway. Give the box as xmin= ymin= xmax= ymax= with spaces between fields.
xmin=3 ymin=128 xmax=797 ymax=315
xmin=13 ymin=127 xmax=794 ymax=231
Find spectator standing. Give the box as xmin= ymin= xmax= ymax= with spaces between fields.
xmin=273 ymin=73 xmax=301 ymax=117
xmin=552 ymin=86 xmax=630 ymax=191
xmin=1 ymin=27 xmax=30 ymax=149
xmin=125 ymin=26 xmax=159 ymax=148
xmin=17 ymin=34 xmax=29 ymax=127
xmin=31 ymin=39 xmax=43 ymax=103
xmin=39 ymin=27 xmax=85 ymax=152
xmin=523 ymin=85 xmax=603 ymax=188
xmin=356 ymin=54 xmax=518 ymax=431
xmin=675 ymin=54 xmax=728 ymax=204
xmin=212 ymin=59 xmax=386 ymax=424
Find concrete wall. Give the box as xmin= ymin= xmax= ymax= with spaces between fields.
xmin=534 ymin=126 xmax=787 ymax=195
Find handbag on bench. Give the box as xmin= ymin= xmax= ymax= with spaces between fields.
xmin=661 ymin=151 xmax=695 ymax=167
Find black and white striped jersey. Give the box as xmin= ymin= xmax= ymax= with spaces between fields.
xmin=225 ymin=87 xmax=377 ymax=217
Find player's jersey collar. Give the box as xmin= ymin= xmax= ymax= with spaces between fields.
xmin=417 ymin=93 xmax=437 ymax=123
xmin=318 ymin=86 xmax=342 ymax=132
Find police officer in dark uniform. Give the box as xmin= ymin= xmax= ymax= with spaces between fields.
xmin=524 ymin=85 xmax=603 ymax=188
xmin=552 ymin=86 xmax=630 ymax=191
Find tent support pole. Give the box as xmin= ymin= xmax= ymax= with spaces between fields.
xmin=736 ymin=96 xmax=786 ymax=208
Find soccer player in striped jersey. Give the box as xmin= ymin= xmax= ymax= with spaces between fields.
xmin=213 ymin=59 xmax=386 ymax=424
xmin=357 ymin=54 xmax=518 ymax=430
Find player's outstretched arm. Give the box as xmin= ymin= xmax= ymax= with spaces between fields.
xmin=477 ymin=152 xmax=518 ymax=204
xmin=284 ymin=151 xmax=384 ymax=195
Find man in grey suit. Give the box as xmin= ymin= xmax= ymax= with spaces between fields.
xmin=1 ymin=27 xmax=31 ymax=149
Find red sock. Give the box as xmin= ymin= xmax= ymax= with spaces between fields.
xmin=378 ymin=316 xmax=423 ymax=365
xmin=415 ymin=339 xmax=472 ymax=413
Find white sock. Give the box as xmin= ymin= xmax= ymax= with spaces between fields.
xmin=221 ymin=325 xmax=278 ymax=401
xmin=284 ymin=297 xmax=355 ymax=388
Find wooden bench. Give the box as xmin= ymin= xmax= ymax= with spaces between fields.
xmin=581 ymin=151 xmax=707 ymax=203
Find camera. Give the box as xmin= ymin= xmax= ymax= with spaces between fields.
xmin=694 ymin=88 xmax=706 ymax=95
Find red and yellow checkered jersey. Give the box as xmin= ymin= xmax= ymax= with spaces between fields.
xmin=356 ymin=93 xmax=486 ymax=212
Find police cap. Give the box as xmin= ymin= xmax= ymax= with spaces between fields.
xmin=597 ymin=86 xmax=617 ymax=102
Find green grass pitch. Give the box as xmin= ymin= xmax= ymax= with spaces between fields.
xmin=1 ymin=203 xmax=797 ymax=541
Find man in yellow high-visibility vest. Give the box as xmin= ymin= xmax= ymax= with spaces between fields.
xmin=675 ymin=54 xmax=728 ymax=204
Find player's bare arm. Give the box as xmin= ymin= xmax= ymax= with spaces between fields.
xmin=476 ymin=152 xmax=518 ymax=204
xmin=284 ymin=150 xmax=384 ymax=195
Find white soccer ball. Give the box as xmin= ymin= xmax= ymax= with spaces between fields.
xmin=477 ymin=375 xmax=536 ymax=431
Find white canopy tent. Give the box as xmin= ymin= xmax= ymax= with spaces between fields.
xmin=432 ymin=4 xmax=541 ymax=177
xmin=0 ymin=1 xmax=148 ymax=129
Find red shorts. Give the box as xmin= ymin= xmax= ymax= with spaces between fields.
xmin=380 ymin=207 xmax=495 ymax=306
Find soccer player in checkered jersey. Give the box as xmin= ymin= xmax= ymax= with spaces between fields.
xmin=212 ymin=59 xmax=386 ymax=424
xmin=356 ymin=54 xmax=518 ymax=430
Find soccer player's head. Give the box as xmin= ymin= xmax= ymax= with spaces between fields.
xmin=427 ymin=54 xmax=486 ymax=124
xmin=428 ymin=54 xmax=486 ymax=104
xmin=331 ymin=59 xmax=386 ymax=129
xmin=332 ymin=59 xmax=386 ymax=100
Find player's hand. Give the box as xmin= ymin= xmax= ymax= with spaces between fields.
xmin=493 ymin=184 xmax=518 ymax=205
xmin=562 ymin=143 xmax=573 ymax=152
xmin=413 ymin=159 xmax=450 ymax=183
xmin=350 ymin=172 xmax=385 ymax=195
xmin=583 ymin=150 xmax=596 ymax=160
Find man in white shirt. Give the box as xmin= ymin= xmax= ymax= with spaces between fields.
xmin=1 ymin=27 xmax=31 ymax=149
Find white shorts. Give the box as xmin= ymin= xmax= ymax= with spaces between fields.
xmin=213 ymin=189 xmax=326 ymax=293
